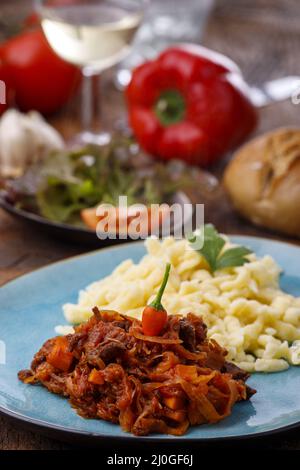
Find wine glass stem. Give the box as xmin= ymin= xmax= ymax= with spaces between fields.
xmin=81 ymin=68 xmax=101 ymax=134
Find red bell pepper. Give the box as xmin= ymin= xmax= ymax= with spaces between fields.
xmin=126 ymin=45 xmax=258 ymax=166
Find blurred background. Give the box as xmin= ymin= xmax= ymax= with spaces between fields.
xmin=0 ymin=0 xmax=299 ymax=234
xmin=0 ymin=0 xmax=300 ymax=247
xmin=1 ymin=0 xmax=300 ymax=259
xmin=1 ymin=0 xmax=299 ymax=135
xmin=0 ymin=1 xmax=299 ymax=274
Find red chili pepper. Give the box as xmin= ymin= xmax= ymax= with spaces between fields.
xmin=126 ymin=45 xmax=258 ymax=167
xmin=142 ymin=263 xmax=171 ymax=336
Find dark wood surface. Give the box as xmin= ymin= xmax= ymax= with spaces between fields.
xmin=1 ymin=0 xmax=300 ymax=450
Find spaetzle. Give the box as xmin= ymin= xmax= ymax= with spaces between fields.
xmin=60 ymin=236 xmax=300 ymax=373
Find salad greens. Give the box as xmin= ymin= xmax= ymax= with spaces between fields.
xmin=6 ymin=136 xmax=189 ymax=225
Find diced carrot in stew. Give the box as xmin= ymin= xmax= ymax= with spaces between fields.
xmin=88 ymin=368 xmax=105 ymax=385
xmin=175 ymin=364 xmax=199 ymax=382
xmin=163 ymin=396 xmax=185 ymax=410
xmin=46 ymin=336 xmax=73 ymax=372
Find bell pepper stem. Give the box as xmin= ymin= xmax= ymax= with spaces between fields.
xmin=150 ymin=263 xmax=171 ymax=310
xmin=154 ymin=90 xmax=186 ymax=126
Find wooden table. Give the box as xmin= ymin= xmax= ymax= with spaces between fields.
xmin=1 ymin=0 xmax=300 ymax=450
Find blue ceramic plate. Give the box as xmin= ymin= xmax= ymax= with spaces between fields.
xmin=1 ymin=236 xmax=300 ymax=444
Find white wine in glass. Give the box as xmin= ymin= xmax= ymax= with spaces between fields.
xmin=36 ymin=0 xmax=146 ymax=144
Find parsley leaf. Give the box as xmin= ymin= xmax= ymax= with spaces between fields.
xmin=216 ymin=246 xmax=252 ymax=269
xmin=189 ymin=224 xmax=252 ymax=273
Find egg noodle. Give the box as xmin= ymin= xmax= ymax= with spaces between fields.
xmin=60 ymin=236 xmax=300 ymax=373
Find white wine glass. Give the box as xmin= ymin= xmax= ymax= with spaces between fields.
xmin=36 ymin=0 xmax=146 ymax=145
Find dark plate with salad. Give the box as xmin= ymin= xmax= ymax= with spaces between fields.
xmin=0 ymin=136 xmax=199 ymax=246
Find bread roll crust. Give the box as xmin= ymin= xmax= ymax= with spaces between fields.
xmin=223 ymin=127 xmax=300 ymax=237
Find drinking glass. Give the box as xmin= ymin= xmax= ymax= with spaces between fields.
xmin=116 ymin=0 xmax=215 ymax=88
xmin=36 ymin=0 xmax=146 ymax=144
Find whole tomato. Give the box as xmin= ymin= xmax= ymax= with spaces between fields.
xmin=0 ymin=29 xmax=81 ymax=115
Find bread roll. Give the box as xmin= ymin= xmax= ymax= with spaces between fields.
xmin=223 ymin=128 xmax=300 ymax=237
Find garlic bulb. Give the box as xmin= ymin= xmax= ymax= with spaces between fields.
xmin=0 ymin=109 xmax=64 ymax=178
